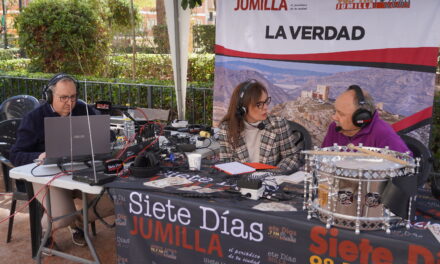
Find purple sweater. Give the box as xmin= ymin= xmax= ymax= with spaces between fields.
xmin=321 ymin=111 xmax=410 ymax=154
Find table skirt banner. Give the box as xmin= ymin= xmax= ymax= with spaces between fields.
xmin=110 ymin=188 xmax=439 ymax=264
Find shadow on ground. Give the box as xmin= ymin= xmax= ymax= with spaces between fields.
xmin=0 ymin=177 xmax=116 ymax=263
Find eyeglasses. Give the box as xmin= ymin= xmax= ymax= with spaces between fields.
xmin=256 ymin=97 xmax=271 ymax=109
xmin=56 ymin=94 xmax=77 ymax=103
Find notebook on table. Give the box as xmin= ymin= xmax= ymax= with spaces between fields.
xmin=214 ymin=161 xmax=256 ymax=175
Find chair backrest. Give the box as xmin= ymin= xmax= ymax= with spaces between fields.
xmin=287 ymin=120 xmax=312 ymax=168
xmin=399 ymin=134 xmax=433 ymax=187
xmin=287 ymin=120 xmax=312 ymax=152
xmin=0 ymin=118 xmax=22 ymax=161
xmin=0 ymin=95 xmax=40 ymax=121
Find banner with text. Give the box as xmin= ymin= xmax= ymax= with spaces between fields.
xmin=214 ymin=0 xmax=440 ymax=145
xmin=111 ymin=187 xmax=439 ymax=264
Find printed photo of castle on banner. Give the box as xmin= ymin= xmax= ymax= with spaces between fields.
xmin=213 ymin=55 xmax=436 ymax=147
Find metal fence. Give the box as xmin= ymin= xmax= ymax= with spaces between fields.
xmin=0 ymin=76 xmax=213 ymax=125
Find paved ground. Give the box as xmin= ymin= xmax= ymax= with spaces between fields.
xmin=0 ymin=173 xmax=117 ymax=263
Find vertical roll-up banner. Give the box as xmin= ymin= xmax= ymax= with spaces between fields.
xmin=214 ymin=0 xmax=440 ymax=146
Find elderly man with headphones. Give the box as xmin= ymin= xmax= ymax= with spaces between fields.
xmin=321 ymin=84 xmax=410 ymax=153
xmin=10 ymin=73 xmax=113 ymax=248
xmin=217 ymin=79 xmax=302 ymax=173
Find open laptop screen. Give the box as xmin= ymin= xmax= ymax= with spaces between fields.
xmin=44 ymin=115 xmax=111 ymax=164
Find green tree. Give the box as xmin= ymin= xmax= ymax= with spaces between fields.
xmin=14 ymin=0 xmax=110 ymax=74
xmin=181 ymin=0 xmax=202 ymax=9
xmin=193 ymin=24 xmax=215 ymax=53
xmin=107 ymin=0 xmax=141 ymax=34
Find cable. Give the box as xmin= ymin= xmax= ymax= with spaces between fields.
xmin=135 ymin=107 xmax=149 ymax=121
xmin=69 ymin=97 xmax=74 ymax=174
xmin=92 ymin=189 xmax=115 ymax=228
xmin=117 ymin=121 xmax=164 ymax=161
xmin=196 ymin=137 xmax=212 ymax=149
xmin=83 ymin=80 xmax=98 ymax=183
xmin=0 ymin=171 xmax=65 ymax=224
xmin=31 ymin=163 xmax=61 ymax=177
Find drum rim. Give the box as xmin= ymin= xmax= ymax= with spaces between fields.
xmin=303 ymin=145 xmax=416 ymax=179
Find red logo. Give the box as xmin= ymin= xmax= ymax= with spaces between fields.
xmin=234 ymin=0 xmax=288 ymax=11
xmin=336 ymin=0 xmax=410 ymax=10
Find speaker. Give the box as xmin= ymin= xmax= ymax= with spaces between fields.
xmin=236 ymin=79 xmax=257 ymax=118
xmin=43 ymin=73 xmax=79 ymax=104
xmin=347 ymin=85 xmax=372 ymax=128
xmin=129 ymin=151 xmax=160 ymax=178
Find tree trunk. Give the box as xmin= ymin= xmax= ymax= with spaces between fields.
xmin=156 ymin=0 xmax=165 ymax=25
xmin=130 ymin=0 xmax=136 ymax=79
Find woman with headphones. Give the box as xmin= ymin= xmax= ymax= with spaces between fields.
xmin=217 ymin=79 xmax=302 ymax=173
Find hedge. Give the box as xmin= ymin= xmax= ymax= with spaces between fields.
xmin=0 ymin=48 xmax=20 ymax=60
xmin=0 ymin=53 xmax=214 ymax=85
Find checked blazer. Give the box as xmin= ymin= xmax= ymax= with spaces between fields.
xmin=217 ymin=115 xmax=301 ymax=173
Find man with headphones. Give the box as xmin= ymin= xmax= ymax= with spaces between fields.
xmin=10 ymin=73 xmax=113 ymax=248
xmin=321 ymin=85 xmax=410 ymax=153
xmin=11 ymin=73 xmax=94 ymax=165
xmin=217 ymin=79 xmax=301 ymax=173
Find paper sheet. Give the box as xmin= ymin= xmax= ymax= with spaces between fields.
xmin=253 ymin=202 xmax=297 ymax=212
xmin=178 ymin=185 xmax=221 ymax=193
xmin=428 ymin=223 xmax=440 ymax=244
xmin=214 ymin=161 xmax=256 ymax=175
xmin=143 ymin=176 xmax=192 ymax=188
xmin=267 ymin=171 xmax=308 ymax=185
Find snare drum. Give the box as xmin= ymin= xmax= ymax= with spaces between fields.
xmin=302 ymin=144 xmax=417 ymax=234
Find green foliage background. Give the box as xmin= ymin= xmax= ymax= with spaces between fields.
xmin=193 ymin=25 xmax=215 ymax=53
xmin=0 ymin=53 xmax=214 ymax=84
xmin=152 ymin=25 xmax=170 ymax=54
xmin=14 ymin=0 xmax=110 ymax=74
xmin=107 ymin=0 xmax=141 ymax=33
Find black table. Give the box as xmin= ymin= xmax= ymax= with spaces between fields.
xmin=107 ymin=170 xmax=440 ymax=264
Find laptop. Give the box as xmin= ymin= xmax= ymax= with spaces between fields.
xmin=44 ymin=115 xmax=111 ymax=165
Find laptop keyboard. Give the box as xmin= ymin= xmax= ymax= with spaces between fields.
xmin=71 ymin=165 xmax=116 ymax=185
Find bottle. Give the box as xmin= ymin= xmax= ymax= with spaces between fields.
xmin=123 ymin=117 xmax=135 ymax=140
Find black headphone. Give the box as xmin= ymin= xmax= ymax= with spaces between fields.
xmin=129 ymin=151 xmax=160 ymax=178
xmin=347 ymin=85 xmax=373 ymax=128
xmin=43 ymin=73 xmax=79 ymax=104
xmin=236 ymin=79 xmax=257 ymax=117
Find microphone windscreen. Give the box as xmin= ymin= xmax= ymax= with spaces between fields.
xmin=177 ymin=143 xmax=196 ymax=152
xmin=95 ymin=101 xmax=112 ymax=111
xmin=335 ymin=126 xmax=342 ymax=132
xmin=257 ymin=122 xmax=265 ymax=130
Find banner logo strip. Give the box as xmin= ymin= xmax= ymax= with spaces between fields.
xmin=392 ymin=106 xmax=433 ymax=133
xmin=216 ymin=45 xmax=438 ymax=69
